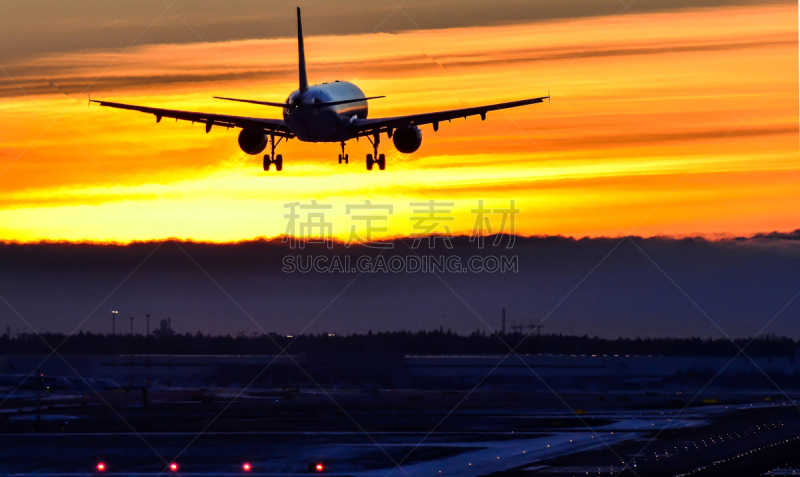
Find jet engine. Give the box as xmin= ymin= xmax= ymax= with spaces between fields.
xmin=238 ymin=129 xmax=268 ymax=155
xmin=392 ymin=126 xmax=422 ymax=154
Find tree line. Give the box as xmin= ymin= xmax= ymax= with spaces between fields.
xmin=0 ymin=329 xmax=796 ymax=359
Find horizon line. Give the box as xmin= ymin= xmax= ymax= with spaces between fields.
xmin=1 ymin=228 xmax=799 ymax=246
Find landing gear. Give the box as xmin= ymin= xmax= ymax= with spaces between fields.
xmin=338 ymin=141 xmax=349 ymax=164
xmin=263 ymin=135 xmax=284 ymax=171
xmin=366 ymin=134 xmax=386 ymax=171
xmin=263 ymin=155 xmax=283 ymax=171
xmin=366 ymin=153 xmax=385 ymax=170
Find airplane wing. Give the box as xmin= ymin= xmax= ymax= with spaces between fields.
xmin=89 ymin=100 xmax=295 ymax=138
xmin=349 ymin=95 xmax=549 ymax=137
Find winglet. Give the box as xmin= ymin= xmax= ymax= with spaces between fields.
xmin=297 ymin=7 xmax=308 ymax=93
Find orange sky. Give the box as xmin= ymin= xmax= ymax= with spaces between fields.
xmin=0 ymin=4 xmax=797 ymax=242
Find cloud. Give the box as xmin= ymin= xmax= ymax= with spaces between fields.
xmin=1 ymin=0 xmax=790 ymax=63
xmin=1 ymin=232 xmax=800 ymax=339
xmin=2 ymin=34 xmax=794 ymax=99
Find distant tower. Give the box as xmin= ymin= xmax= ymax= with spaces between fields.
xmin=502 ymin=308 xmax=506 ymax=335
xmin=111 ymin=311 xmax=118 ymax=335
xmin=130 ymin=316 xmax=134 ymax=336
xmin=146 ymin=314 xmax=151 ymax=337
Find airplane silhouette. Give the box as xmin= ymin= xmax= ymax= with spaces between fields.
xmin=91 ymin=7 xmax=549 ymax=172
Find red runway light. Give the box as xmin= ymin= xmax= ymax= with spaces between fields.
xmin=96 ymin=462 xmax=106 ymax=472
xmin=316 ymin=463 xmax=325 ymax=472
xmin=243 ymin=462 xmax=252 ymax=472
xmin=169 ymin=463 xmax=178 ymax=472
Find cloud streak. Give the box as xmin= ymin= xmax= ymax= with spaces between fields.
xmin=1 ymin=0 xmax=791 ymax=63
xmin=2 ymin=33 xmax=795 ymax=99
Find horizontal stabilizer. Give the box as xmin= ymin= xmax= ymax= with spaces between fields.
xmin=213 ymin=96 xmax=290 ymax=108
xmin=311 ymin=96 xmax=386 ymax=108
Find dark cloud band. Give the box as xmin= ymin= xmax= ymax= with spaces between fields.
xmin=0 ymin=0 xmax=791 ymax=64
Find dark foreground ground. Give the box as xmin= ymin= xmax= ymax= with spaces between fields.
xmin=1 ymin=386 xmax=799 ymax=476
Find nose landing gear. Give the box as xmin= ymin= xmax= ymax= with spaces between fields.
xmin=366 ymin=134 xmax=386 ymax=171
xmin=263 ymin=135 xmax=284 ymax=171
xmin=338 ymin=141 xmax=349 ymax=164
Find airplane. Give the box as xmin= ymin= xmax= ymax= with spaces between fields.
xmin=91 ymin=7 xmax=549 ymax=172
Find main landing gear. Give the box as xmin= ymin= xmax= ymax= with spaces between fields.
xmin=366 ymin=134 xmax=385 ymax=171
xmin=338 ymin=141 xmax=349 ymax=164
xmin=263 ymin=135 xmax=283 ymax=171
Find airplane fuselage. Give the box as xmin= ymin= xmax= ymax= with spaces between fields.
xmin=283 ymin=81 xmax=367 ymax=142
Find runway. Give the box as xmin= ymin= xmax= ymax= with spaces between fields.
xmin=1 ymin=386 xmax=799 ymax=476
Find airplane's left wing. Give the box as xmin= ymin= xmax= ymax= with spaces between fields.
xmin=348 ymin=95 xmax=549 ymax=137
xmin=90 ymin=100 xmax=295 ymax=138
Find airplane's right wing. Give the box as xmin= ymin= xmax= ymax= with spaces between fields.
xmin=90 ymin=100 xmax=295 ymax=138
xmin=348 ymin=95 xmax=549 ymax=137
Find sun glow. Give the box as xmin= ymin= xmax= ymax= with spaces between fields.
xmin=0 ymin=5 xmax=796 ymax=242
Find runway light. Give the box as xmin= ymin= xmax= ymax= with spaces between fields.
xmin=170 ymin=463 xmax=178 ymax=472
xmin=96 ymin=462 xmax=106 ymax=472
xmin=315 ymin=463 xmax=324 ymax=472
xmin=243 ymin=462 xmax=252 ymax=472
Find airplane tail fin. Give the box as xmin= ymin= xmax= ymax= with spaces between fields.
xmin=297 ymin=7 xmax=308 ymax=93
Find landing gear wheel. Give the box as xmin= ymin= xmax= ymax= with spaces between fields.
xmin=344 ymin=154 xmax=349 ymax=164
xmin=338 ymin=141 xmax=349 ymax=165
xmin=366 ymin=134 xmax=384 ymax=171
xmin=263 ymin=135 xmax=284 ymax=172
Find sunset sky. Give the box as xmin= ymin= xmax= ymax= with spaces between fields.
xmin=0 ymin=0 xmax=797 ymax=243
